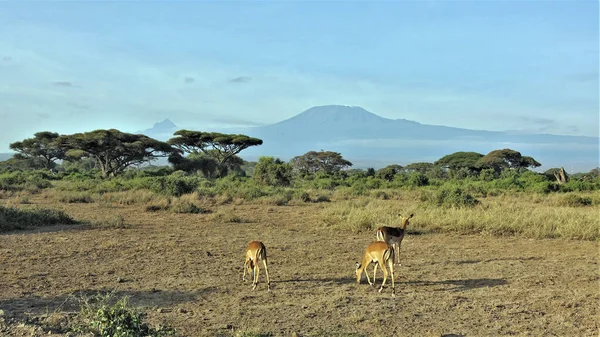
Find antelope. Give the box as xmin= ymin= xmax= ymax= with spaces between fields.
xmin=243 ymin=241 xmax=271 ymax=291
xmin=376 ymin=213 xmax=414 ymax=265
xmin=355 ymin=241 xmax=395 ymax=296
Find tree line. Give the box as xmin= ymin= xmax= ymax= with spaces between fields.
xmin=4 ymin=129 xmax=595 ymax=186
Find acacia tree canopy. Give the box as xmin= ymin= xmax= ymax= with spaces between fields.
xmin=9 ymin=131 xmax=66 ymax=169
xmin=57 ymin=129 xmax=176 ymax=178
xmin=435 ymin=152 xmax=484 ymax=170
xmin=477 ymin=149 xmax=541 ymax=172
xmin=168 ymin=130 xmax=263 ymax=166
xmin=290 ymin=150 xmax=352 ymax=175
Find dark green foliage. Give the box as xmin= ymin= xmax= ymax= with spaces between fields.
xmin=0 ymin=170 xmax=54 ymax=192
xmin=10 ymin=131 xmax=66 ymax=169
xmin=375 ymin=164 xmax=402 ymax=181
xmin=148 ymin=175 xmax=205 ymax=197
xmin=253 ymin=156 xmax=293 ymax=186
xmin=477 ymin=148 xmax=541 ymax=172
xmin=58 ymin=129 xmax=176 ymax=178
xmin=429 ymin=187 xmax=480 ymax=208
xmin=0 ymin=205 xmax=77 ymax=232
xmin=407 ymin=172 xmax=429 ymax=187
xmin=168 ymin=152 xmax=219 ymax=178
xmin=435 ymin=151 xmax=484 ymax=170
xmin=168 ymin=130 xmax=262 ymax=177
xmin=290 ymin=150 xmax=352 ymax=175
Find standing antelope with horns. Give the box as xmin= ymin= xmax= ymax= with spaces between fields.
xmin=243 ymin=241 xmax=271 ymax=291
xmin=355 ymin=241 xmax=395 ymax=296
xmin=376 ymin=213 xmax=414 ymax=265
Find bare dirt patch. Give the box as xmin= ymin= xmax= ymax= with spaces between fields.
xmin=0 ymin=197 xmax=598 ymax=336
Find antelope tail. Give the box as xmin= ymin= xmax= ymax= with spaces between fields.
xmin=384 ymin=246 xmax=394 ymax=262
xmin=376 ymin=229 xmax=384 ymax=241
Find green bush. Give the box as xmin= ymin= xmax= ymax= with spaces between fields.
xmin=429 ymin=187 xmax=479 ymax=208
xmin=408 ymin=172 xmax=429 ymax=187
xmin=253 ymin=156 xmax=293 ymax=186
xmin=149 ymin=175 xmax=205 ymax=197
xmin=0 ymin=170 xmax=53 ymax=192
xmin=72 ymin=293 xmax=174 ymax=337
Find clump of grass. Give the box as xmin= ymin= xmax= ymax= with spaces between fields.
xmin=313 ymin=194 xmax=331 ymax=203
xmin=57 ymin=191 xmax=95 ymax=204
xmin=560 ymin=194 xmax=594 ymax=207
xmin=210 ymin=211 xmax=250 ymax=223
xmin=100 ymin=189 xmax=163 ymax=206
xmin=296 ymin=191 xmax=312 ymax=202
xmin=89 ymin=215 xmax=128 ymax=229
xmin=71 ymin=293 xmax=175 ymax=337
xmin=170 ymin=200 xmax=211 ymax=214
xmin=0 ymin=205 xmax=78 ymax=232
xmin=259 ymin=192 xmax=293 ymax=206
xmin=371 ymin=190 xmax=389 ymax=200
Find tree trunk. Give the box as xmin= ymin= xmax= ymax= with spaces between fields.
xmin=553 ymin=167 xmax=569 ymax=184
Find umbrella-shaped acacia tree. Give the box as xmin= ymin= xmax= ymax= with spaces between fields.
xmin=57 ymin=129 xmax=177 ymax=178
xmin=168 ymin=130 xmax=263 ymax=177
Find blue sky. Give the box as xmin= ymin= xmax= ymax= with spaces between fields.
xmin=0 ymin=1 xmax=598 ymax=151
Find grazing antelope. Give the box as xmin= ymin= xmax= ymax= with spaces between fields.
xmin=355 ymin=241 xmax=395 ymax=296
xmin=243 ymin=241 xmax=271 ymax=291
xmin=376 ymin=213 xmax=414 ymax=265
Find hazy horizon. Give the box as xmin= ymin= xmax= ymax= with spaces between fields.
xmin=1 ymin=1 xmax=598 ymax=157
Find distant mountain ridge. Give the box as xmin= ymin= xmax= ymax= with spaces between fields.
xmin=236 ymin=105 xmax=599 ymax=171
xmin=3 ymin=106 xmax=596 ymax=172
xmin=136 ymin=105 xmax=598 ymax=171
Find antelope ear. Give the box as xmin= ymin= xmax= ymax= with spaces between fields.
xmin=355 ymin=262 xmax=360 ymax=269
xmin=409 ymin=213 xmax=414 ymax=218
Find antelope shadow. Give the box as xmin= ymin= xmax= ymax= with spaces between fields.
xmin=406 ymin=278 xmax=508 ymax=291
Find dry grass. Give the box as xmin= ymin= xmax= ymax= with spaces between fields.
xmin=0 ymin=189 xmax=598 ymax=336
xmin=320 ymin=192 xmax=600 ymax=240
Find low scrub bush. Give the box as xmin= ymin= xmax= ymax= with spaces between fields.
xmin=0 ymin=170 xmax=53 ymax=192
xmin=0 ymin=205 xmax=77 ymax=232
xmin=210 ymin=211 xmax=249 ymax=223
xmin=89 ymin=215 xmax=128 ymax=229
xmin=170 ymin=200 xmax=211 ymax=214
xmin=425 ymin=187 xmax=480 ymax=208
xmin=71 ymin=293 xmax=175 ymax=337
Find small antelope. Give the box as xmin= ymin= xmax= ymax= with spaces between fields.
xmin=243 ymin=241 xmax=271 ymax=291
xmin=376 ymin=213 xmax=414 ymax=265
xmin=355 ymin=241 xmax=395 ymax=296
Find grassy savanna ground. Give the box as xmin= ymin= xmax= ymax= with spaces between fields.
xmin=0 ymin=189 xmax=598 ymax=336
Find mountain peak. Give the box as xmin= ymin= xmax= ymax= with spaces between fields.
xmin=275 ymin=105 xmax=389 ymax=127
xmin=152 ymin=118 xmax=177 ymax=129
